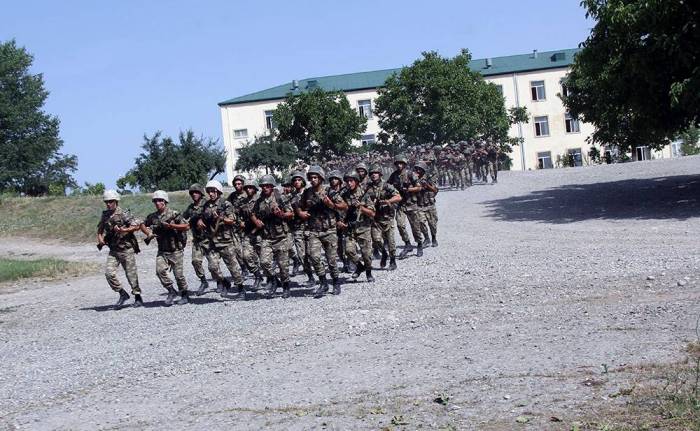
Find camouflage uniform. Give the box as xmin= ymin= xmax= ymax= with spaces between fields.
xmin=253 ymin=189 xmax=292 ymax=286
xmin=341 ymin=182 xmax=375 ymax=276
xmin=98 ymin=207 xmax=142 ymax=295
xmin=388 ymin=165 xmax=425 ymax=250
xmin=365 ymin=177 xmax=400 ymax=262
xmin=203 ymin=196 xmax=244 ymax=287
xmin=144 ymin=208 xmax=189 ymax=294
xmin=238 ymin=188 xmax=261 ymax=276
xmin=300 ymin=185 xmax=344 ymax=281
xmin=416 ymin=166 xmax=438 ymax=246
xmin=182 ymin=199 xmax=210 ymax=283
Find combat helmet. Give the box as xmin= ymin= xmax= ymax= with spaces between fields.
xmin=355 ymin=162 xmax=368 ymax=173
xmin=232 ymin=174 xmax=246 ymax=184
xmin=344 ymin=171 xmax=360 ymax=183
xmin=368 ymin=164 xmax=383 ymax=175
xmin=291 ymin=170 xmax=306 ymax=186
xmin=328 ymin=170 xmax=343 ymax=181
xmin=244 ymin=179 xmax=259 ymax=191
xmin=205 ymin=179 xmax=223 ymax=193
xmin=102 ymin=189 xmax=120 ymax=202
xmin=259 ymin=174 xmax=277 ymax=187
xmin=306 ymin=165 xmax=325 ymax=181
xmin=152 ymin=190 xmax=169 ymax=203
xmin=394 ymin=154 xmax=408 ymax=165
xmin=189 ymin=183 xmax=204 ymax=195
xmin=413 ymin=161 xmax=429 ymax=173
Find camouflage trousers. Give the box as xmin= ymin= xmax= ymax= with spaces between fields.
xmin=307 ymin=228 xmax=339 ymax=279
xmin=489 ymin=161 xmax=498 ymax=182
xmin=240 ymin=233 xmax=260 ymax=273
xmin=291 ymin=229 xmax=313 ymax=276
xmin=420 ymin=205 xmax=438 ymax=241
xmin=259 ymin=235 xmax=290 ymax=283
xmin=394 ymin=206 xmax=412 ymax=245
xmin=156 ymin=250 xmax=188 ymax=293
xmin=404 ymin=207 xmax=426 ymax=246
xmin=191 ymin=239 xmax=211 ymax=281
xmin=105 ymin=249 xmax=141 ymax=295
xmin=206 ymin=240 xmax=243 ymax=285
xmin=345 ymin=227 xmax=372 ymax=269
xmin=372 ymin=219 xmax=397 ymax=257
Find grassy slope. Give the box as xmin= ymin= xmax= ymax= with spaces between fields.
xmin=0 ymin=257 xmax=95 ymax=282
xmin=0 ymin=192 xmax=193 ymax=243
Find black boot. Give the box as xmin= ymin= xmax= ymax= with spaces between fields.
xmin=196 ymin=278 xmax=208 ymax=296
xmin=266 ymin=278 xmax=277 ymax=298
xmin=252 ymin=271 xmax=263 ymax=291
xmin=366 ymin=269 xmax=375 ymax=283
xmin=389 ymin=256 xmax=397 ymax=271
xmin=115 ymin=289 xmax=130 ymax=309
xmin=176 ymin=290 xmax=190 ymax=305
xmin=332 ymin=277 xmax=341 ymax=295
xmin=416 ymin=242 xmax=424 ymax=257
xmin=216 ymin=279 xmax=225 ymax=293
xmin=305 ymin=272 xmax=316 ymax=288
xmin=218 ymin=279 xmax=231 ymax=298
xmin=164 ymin=287 xmax=177 ymax=306
xmin=133 ymin=294 xmax=144 ymax=308
xmin=291 ymin=257 xmax=301 ymax=276
xmin=282 ymin=282 xmax=291 ymax=299
xmin=372 ymin=247 xmax=381 ymax=260
xmin=313 ymin=275 xmax=329 ymax=298
xmin=398 ymin=244 xmax=413 ymax=259
xmin=234 ymin=284 xmax=247 ymax=300
xmin=351 ymin=262 xmax=365 ymax=279
xmin=431 ymin=237 xmax=438 ymax=247
xmin=380 ymin=248 xmax=388 ymax=268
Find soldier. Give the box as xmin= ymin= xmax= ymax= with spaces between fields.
xmin=355 ymin=162 xmax=369 ymax=191
xmin=366 ymin=164 xmax=402 ymax=270
xmin=251 ymin=175 xmax=294 ymax=298
xmin=414 ymin=161 xmax=439 ymax=247
xmin=182 ymin=183 xmax=211 ymax=296
xmin=327 ymin=170 xmax=350 ymax=274
xmin=289 ymin=171 xmax=314 ymax=286
xmin=142 ymin=190 xmax=191 ymax=306
xmin=486 ymin=142 xmax=500 ymax=184
xmin=200 ymin=179 xmax=246 ymax=297
xmin=388 ymin=155 xmax=425 ymax=258
xmin=227 ymin=174 xmax=247 ymax=205
xmin=339 ymin=171 xmax=376 ymax=283
xmin=239 ymin=180 xmax=263 ymax=291
xmin=296 ymin=166 xmax=348 ymax=298
xmin=97 ymin=189 xmax=144 ymax=309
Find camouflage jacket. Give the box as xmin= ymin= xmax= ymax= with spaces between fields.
xmin=300 ymin=185 xmax=344 ymax=232
xmin=341 ymin=186 xmax=375 ymax=231
xmin=202 ymin=196 xmax=239 ymax=244
xmin=253 ymin=190 xmax=291 ymax=239
xmin=388 ymin=168 xmax=420 ymax=210
xmin=417 ymin=175 xmax=437 ymax=208
xmin=365 ymin=180 xmax=400 ymax=221
xmin=97 ymin=207 xmax=141 ymax=253
xmin=182 ymin=200 xmax=208 ymax=243
xmin=145 ymin=208 xmax=187 ymax=253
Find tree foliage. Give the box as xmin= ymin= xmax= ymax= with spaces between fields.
xmin=374 ymin=49 xmax=525 ymax=152
xmin=0 ymin=39 xmax=77 ymax=196
xmin=679 ymin=124 xmax=700 ymax=156
xmin=564 ymin=0 xmax=700 ymax=152
xmin=273 ymin=88 xmax=367 ymax=160
xmin=117 ymin=130 xmax=225 ymax=192
xmin=235 ymin=134 xmax=298 ymax=174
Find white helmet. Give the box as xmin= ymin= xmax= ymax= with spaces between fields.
xmin=103 ymin=189 xmax=120 ymax=202
xmin=152 ymin=190 xmax=169 ymax=202
xmin=205 ymin=180 xmax=223 ymax=193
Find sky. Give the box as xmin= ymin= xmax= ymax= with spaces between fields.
xmin=2 ymin=0 xmax=593 ymax=188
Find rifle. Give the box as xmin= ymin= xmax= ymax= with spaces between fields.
xmin=99 ymin=209 xmax=140 ymax=253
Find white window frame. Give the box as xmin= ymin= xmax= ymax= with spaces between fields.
xmin=534 ymin=116 xmax=550 ymax=137
xmin=264 ymin=110 xmax=275 ymax=131
xmin=537 ymin=151 xmax=553 ymax=169
xmin=565 ymin=113 xmax=581 ymax=134
xmin=567 ymin=148 xmax=583 ymax=167
xmin=360 ymin=134 xmax=376 ymax=146
xmin=358 ymin=99 xmax=373 ymax=120
xmin=636 ymin=146 xmax=651 ymax=161
xmin=233 ymin=129 xmax=248 ymax=139
xmin=530 ymin=80 xmax=546 ymax=101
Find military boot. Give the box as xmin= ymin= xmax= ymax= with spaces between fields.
xmin=252 ymin=271 xmax=263 ymax=291
xmin=305 ymin=272 xmax=316 ymax=288
xmin=266 ymin=279 xmax=277 ymax=299
xmin=281 ymin=282 xmax=291 ymax=299
xmin=115 ymin=289 xmax=130 ymax=309
xmin=196 ymin=278 xmax=208 ymax=296
xmin=416 ymin=242 xmax=424 ymax=257
xmin=133 ymin=294 xmax=144 ymax=308
xmin=372 ymin=246 xmax=381 ymax=260
xmin=351 ymin=262 xmax=365 ymax=280
xmin=164 ymin=287 xmax=178 ymax=306
xmin=235 ymin=284 xmax=247 ymax=300
xmin=332 ymin=277 xmax=341 ymax=295
xmin=291 ymin=257 xmax=301 ymax=276
xmin=431 ymin=237 xmax=438 ymax=247
xmin=380 ymin=248 xmax=388 ymax=268
xmin=218 ymin=279 xmax=231 ymax=298
xmin=313 ymin=275 xmax=329 ymax=298
xmin=176 ymin=290 xmax=190 ymax=305
xmin=398 ymin=244 xmax=413 ymax=259
xmin=366 ymin=269 xmax=375 ymax=283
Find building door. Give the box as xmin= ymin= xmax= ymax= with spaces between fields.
xmin=636 ymin=146 xmax=651 ymax=161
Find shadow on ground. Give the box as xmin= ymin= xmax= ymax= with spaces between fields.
xmin=482 ymin=175 xmax=700 ymax=223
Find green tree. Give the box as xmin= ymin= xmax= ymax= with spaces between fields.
xmin=235 ymin=134 xmax=298 ymax=174
xmin=374 ymin=49 xmax=524 ymax=152
xmin=563 ymin=0 xmax=700 ymax=152
xmin=273 ymin=88 xmax=366 ymax=160
xmin=118 ymin=130 xmax=225 ymax=191
xmin=679 ymin=124 xmax=700 ymax=156
xmin=0 ymin=39 xmax=77 ymax=196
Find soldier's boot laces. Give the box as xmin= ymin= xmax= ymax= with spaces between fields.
xmin=282 ymin=282 xmax=291 ymax=299
xmin=115 ymin=289 xmax=130 ymax=309
xmin=332 ymin=277 xmax=341 ymax=295
xmin=416 ymin=243 xmax=424 ymax=257
xmin=133 ymin=294 xmax=144 ymax=308
xmin=252 ymin=271 xmax=263 ymax=290
xmin=196 ymin=279 xmax=208 ymax=296
xmin=313 ymin=276 xmax=329 ymax=298
xmin=351 ymin=262 xmax=365 ymax=280
xmin=431 ymin=237 xmax=438 ymax=247
xmin=389 ymin=257 xmax=397 ymax=271
xmin=380 ymin=248 xmax=388 ymax=268
xmin=398 ymin=245 xmax=413 ymax=260
xmin=366 ymin=269 xmax=375 ymax=283
xmin=164 ymin=287 xmax=178 ymax=306
xmin=176 ymin=290 xmax=190 ymax=305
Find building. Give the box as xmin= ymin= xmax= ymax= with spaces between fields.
xmin=218 ymin=48 xmax=673 ymax=183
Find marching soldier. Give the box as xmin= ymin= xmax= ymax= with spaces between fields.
xmin=366 ymin=164 xmax=402 ymax=270
xmin=289 ymin=171 xmax=315 ymax=286
xmin=414 ymin=161 xmax=439 ymax=247
xmin=182 ymin=183 xmax=211 ymax=295
xmin=143 ymin=190 xmax=191 ymax=306
xmin=388 ymin=155 xmax=425 ymax=258
xmin=327 ymin=170 xmax=350 ymax=273
xmin=239 ymin=179 xmax=263 ymax=291
xmin=97 ymin=189 xmax=144 ymax=308
xmin=339 ymin=171 xmax=376 ymax=283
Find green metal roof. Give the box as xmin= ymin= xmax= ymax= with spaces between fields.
xmin=219 ymin=48 xmax=580 ymax=106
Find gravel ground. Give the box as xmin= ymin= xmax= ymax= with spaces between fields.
xmin=1 ymin=156 xmax=699 ymax=430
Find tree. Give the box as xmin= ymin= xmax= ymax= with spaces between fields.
xmin=235 ymin=134 xmax=298 ymax=174
xmin=273 ymin=88 xmax=366 ymax=160
xmin=374 ymin=49 xmax=525 ymax=153
xmin=679 ymin=124 xmax=700 ymax=156
xmin=563 ymin=1 xmax=700 ymax=152
xmin=117 ymin=130 xmax=225 ymax=191
xmin=0 ymin=39 xmax=77 ymax=196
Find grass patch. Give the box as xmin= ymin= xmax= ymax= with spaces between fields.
xmin=0 ymin=191 xmax=192 ymax=243
xmin=0 ymin=257 xmax=95 ymax=283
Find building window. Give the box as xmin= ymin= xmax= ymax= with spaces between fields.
xmin=565 ymin=113 xmax=581 ymax=133
xmin=495 ymin=84 xmax=503 ymax=95
xmin=233 ymin=129 xmax=248 ymax=139
xmin=264 ymin=110 xmax=276 ymax=130
xmin=358 ymin=99 xmax=373 ymax=119
xmin=567 ymin=148 xmax=583 ymax=167
xmin=361 ymin=134 xmax=376 ymax=146
xmin=534 ymin=116 xmax=549 ymax=137
xmin=636 ymin=146 xmax=651 ymax=161
xmin=530 ymin=80 xmax=546 ymax=101
xmin=561 ymin=82 xmax=570 ymax=98
xmin=537 ymin=151 xmax=553 ymax=169
xmin=671 ymin=141 xmax=682 ymax=157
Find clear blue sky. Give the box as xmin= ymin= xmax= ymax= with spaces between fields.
xmin=2 ymin=0 xmax=592 ymax=188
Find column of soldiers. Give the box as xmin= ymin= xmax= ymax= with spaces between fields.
xmin=97 ymin=154 xmax=445 ymax=309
